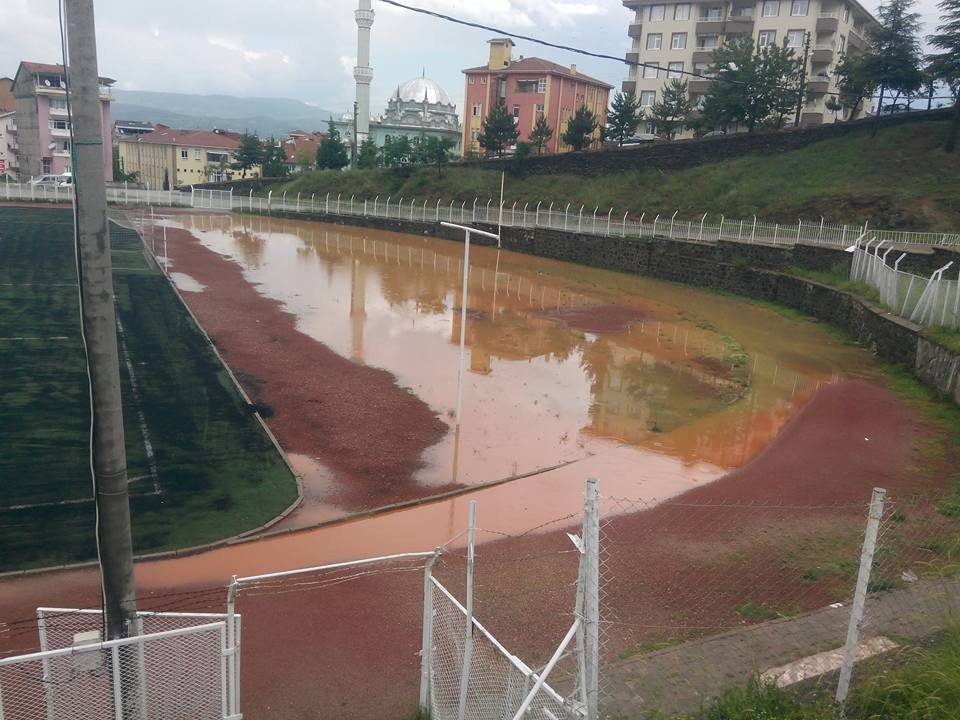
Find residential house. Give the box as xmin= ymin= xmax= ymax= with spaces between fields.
xmin=462 ymin=39 xmax=612 ymax=155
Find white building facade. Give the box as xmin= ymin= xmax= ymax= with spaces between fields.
xmin=621 ymin=0 xmax=879 ymax=135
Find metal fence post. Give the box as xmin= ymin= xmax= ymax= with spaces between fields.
xmin=584 ymin=478 xmax=600 ymax=720
xmin=419 ymin=549 xmax=441 ymax=712
xmin=698 ymin=212 xmax=707 ymax=241
xmin=836 ymin=487 xmax=887 ymax=710
xmin=669 ymin=209 xmax=678 ymax=238
xmin=457 ymin=501 xmax=478 ymax=720
xmin=624 ymin=211 xmax=629 ymax=238
xmin=607 ymin=208 xmax=613 ymax=236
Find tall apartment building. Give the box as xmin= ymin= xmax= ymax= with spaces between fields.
xmin=117 ymin=126 xmax=258 ymax=188
xmin=463 ymin=39 xmax=612 ymax=155
xmin=0 ymin=80 xmax=16 ymax=178
xmin=621 ymin=0 xmax=879 ymax=134
xmin=11 ymin=62 xmax=114 ymax=180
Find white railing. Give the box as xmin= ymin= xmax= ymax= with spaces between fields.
xmin=851 ymin=237 xmax=960 ymax=328
xmin=5 ymin=181 xmax=959 ymax=249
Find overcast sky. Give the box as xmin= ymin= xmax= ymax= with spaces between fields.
xmin=0 ymin=0 xmax=946 ymax=115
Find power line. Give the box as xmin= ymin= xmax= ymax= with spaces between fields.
xmin=377 ymin=0 xmax=958 ymax=101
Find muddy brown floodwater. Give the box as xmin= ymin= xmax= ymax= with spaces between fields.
xmin=0 ymin=211 xmax=928 ymax=720
xmin=155 ymin=213 xmax=875 ymax=529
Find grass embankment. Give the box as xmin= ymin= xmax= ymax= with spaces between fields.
xmin=0 ymin=207 xmax=298 ymax=570
xmin=666 ymin=625 xmax=960 ymax=719
xmin=282 ymin=120 xmax=959 ymax=231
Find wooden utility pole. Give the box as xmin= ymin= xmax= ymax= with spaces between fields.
xmin=64 ymin=0 xmax=138 ymax=641
xmin=794 ymin=31 xmax=812 ymax=127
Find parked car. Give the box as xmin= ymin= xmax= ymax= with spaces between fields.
xmin=29 ymin=173 xmax=72 ymax=188
xmin=622 ymin=134 xmax=659 ymax=145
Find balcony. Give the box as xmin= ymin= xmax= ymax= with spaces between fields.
xmin=693 ymin=49 xmax=717 ymax=65
xmin=625 ymin=52 xmax=640 ymax=65
xmin=48 ymin=105 xmax=69 ymax=117
xmin=688 ymin=79 xmax=714 ymax=93
xmin=849 ymin=27 xmax=868 ymax=50
xmin=817 ymin=13 xmax=839 ymax=32
xmin=621 ymin=80 xmax=637 ymax=94
xmin=812 ymin=45 xmax=834 ymax=63
xmin=49 ymin=126 xmax=71 ymax=137
xmin=696 ymin=19 xmax=726 ymax=34
xmin=628 ymin=22 xmax=644 ymax=38
xmin=806 ymin=79 xmax=830 ymax=94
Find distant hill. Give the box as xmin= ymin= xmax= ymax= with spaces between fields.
xmin=111 ymin=90 xmax=338 ymax=137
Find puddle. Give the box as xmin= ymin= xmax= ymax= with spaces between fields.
xmin=169 ymin=272 xmax=206 ymax=293
xmin=166 ymin=214 xmax=873 ymax=528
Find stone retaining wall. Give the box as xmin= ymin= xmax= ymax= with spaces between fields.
xmin=257 ymin=208 xmax=960 ymax=403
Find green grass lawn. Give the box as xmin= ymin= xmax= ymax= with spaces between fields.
xmin=0 ymin=207 xmax=297 ymax=570
xmin=281 ymin=120 xmax=959 ymax=232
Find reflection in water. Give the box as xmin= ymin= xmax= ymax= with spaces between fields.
xmin=169 ymin=214 xmax=865 ymax=518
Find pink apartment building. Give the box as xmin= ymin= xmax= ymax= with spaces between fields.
xmin=462 ymin=39 xmax=612 ymax=155
xmin=11 ymin=62 xmax=114 ymax=181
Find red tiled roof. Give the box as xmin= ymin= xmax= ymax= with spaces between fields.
xmin=462 ymin=57 xmax=612 ymax=89
xmin=127 ymin=127 xmax=241 ymax=150
xmin=17 ymin=61 xmax=115 ymax=85
xmin=282 ymin=132 xmax=326 ymax=164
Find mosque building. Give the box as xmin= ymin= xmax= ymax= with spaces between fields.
xmin=334 ymin=2 xmax=461 ymax=157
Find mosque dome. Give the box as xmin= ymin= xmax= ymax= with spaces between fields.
xmin=396 ymin=76 xmax=452 ymax=106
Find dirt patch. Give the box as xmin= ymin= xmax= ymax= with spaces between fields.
xmin=164 ymin=227 xmax=448 ymax=510
xmin=540 ymin=303 xmax=649 ymax=334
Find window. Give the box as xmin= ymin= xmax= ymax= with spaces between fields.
xmin=698 ymin=34 xmax=720 ymax=49
xmin=838 ymin=35 xmax=846 ymax=51
xmin=512 ymin=104 xmax=520 ymax=118
xmin=537 ymin=78 xmax=546 ymax=93
xmin=787 ymin=30 xmax=805 ymax=47
xmin=791 ymin=0 xmax=808 ymax=14
xmin=843 ymin=6 xmax=850 ymax=22
xmin=468 ymin=76 xmax=475 ymax=85
xmin=180 ymin=149 xmax=188 ymax=160
xmin=472 ymin=103 xmax=482 ymax=117
xmin=61 ymin=140 xmax=70 ymax=152
xmin=640 ymin=91 xmax=656 ymax=107
xmin=516 ymin=80 xmax=538 ymax=93
xmin=667 ymin=62 xmax=684 ymax=78
xmin=762 ymin=0 xmax=780 ymax=16
xmin=758 ymin=29 xmax=777 ymax=47
xmin=42 ymin=159 xmax=52 ymax=174
xmin=646 ymin=33 xmax=662 ymax=50
xmin=470 ymin=129 xmax=480 ymax=141
xmin=535 ymin=104 xmax=545 ymax=113
xmin=693 ymin=62 xmax=711 ymax=75
xmin=649 ymin=4 xmax=665 ymax=21
xmin=480 ymin=76 xmax=486 ymax=84
xmin=732 ymin=5 xmax=754 ymax=16
xmin=48 ymin=119 xmax=71 ymax=130
xmin=703 ymin=6 xmax=722 ymax=19
xmin=674 ymin=3 xmax=691 ymax=20
xmin=49 ymin=98 xmax=68 ymax=111
xmin=643 ymin=64 xmax=659 ymax=79
xmin=671 ymin=32 xmax=687 ymax=49
xmin=194 ymin=149 xmax=201 ymax=161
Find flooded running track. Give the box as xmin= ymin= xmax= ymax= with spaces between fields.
xmin=160 ymin=213 xmax=873 ymax=528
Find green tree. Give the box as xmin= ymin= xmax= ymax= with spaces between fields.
xmin=356 ymin=138 xmax=379 ymax=169
xmin=606 ymin=91 xmax=642 ymax=146
xmin=112 ymin=146 xmax=139 ymax=183
xmin=826 ymin=52 xmax=878 ymax=120
xmin=316 ymin=120 xmax=350 ymax=170
xmin=478 ymin=100 xmax=519 ymax=157
xmin=294 ymin=149 xmax=314 ymax=173
xmin=927 ymin=0 xmax=960 ymax=151
xmin=232 ymin=132 xmax=263 ymax=178
xmin=864 ymin=0 xmax=923 ymax=129
xmin=562 ymin=105 xmax=599 ymax=151
xmin=509 ymin=140 xmax=534 ymax=177
xmin=702 ymin=37 xmax=800 ymax=132
xmin=381 ymin=135 xmax=413 ymax=167
xmin=162 ymin=168 xmax=169 ymax=191
xmin=528 ymin=114 xmax=554 ymax=154
xmin=261 ymin=138 xmax=289 ymax=177
xmin=415 ymin=136 xmax=454 ymax=177
xmin=649 ymin=80 xmax=691 ymax=139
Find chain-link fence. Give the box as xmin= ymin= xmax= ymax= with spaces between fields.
xmin=4 ymin=181 xmax=958 ymax=248
xmin=851 ymin=238 xmax=960 ymax=328
xmin=0 ymin=618 xmax=230 ymax=720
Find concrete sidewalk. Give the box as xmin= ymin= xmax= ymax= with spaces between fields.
xmin=601 ymin=575 xmax=960 ymax=718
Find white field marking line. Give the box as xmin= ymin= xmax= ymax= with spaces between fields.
xmin=0 ymin=283 xmax=78 ymax=287
xmin=761 ymin=636 xmax=899 ymax=688
xmin=2 ymin=485 xmax=162 ymax=511
xmin=0 ymin=337 xmax=70 ymax=341
xmin=116 ymin=317 xmax=161 ymax=494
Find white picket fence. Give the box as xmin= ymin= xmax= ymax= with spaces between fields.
xmin=4 ymin=181 xmax=958 ymax=249
xmin=851 ymin=236 xmax=960 ymax=328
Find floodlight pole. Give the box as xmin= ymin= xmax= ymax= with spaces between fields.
xmin=442 ymin=222 xmax=500 ymax=431
xmin=65 ymin=0 xmax=137 ymax=642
